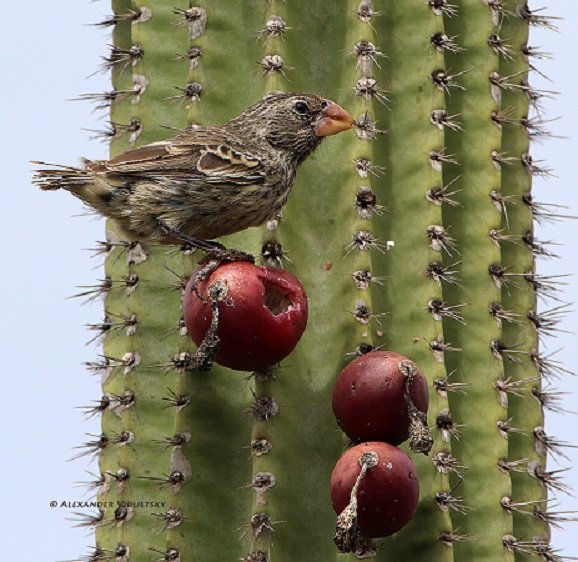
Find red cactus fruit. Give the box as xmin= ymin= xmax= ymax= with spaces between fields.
xmin=183 ymin=262 xmax=308 ymax=371
xmin=330 ymin=441 xmax=419 ymax=538
xmin=332 ymin=351 xmax=429 ymax=445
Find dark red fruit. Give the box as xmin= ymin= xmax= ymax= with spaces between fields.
xmin=332 ymin=351 xmax=429 ymax=444
xmin=183 ymin=262 xmax=307 ymax=371
xmin=330 ymin=441 xmax=419 ymax=538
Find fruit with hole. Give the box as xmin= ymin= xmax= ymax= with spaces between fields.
xmin=183 ymin=262 xmax=308 ymax=371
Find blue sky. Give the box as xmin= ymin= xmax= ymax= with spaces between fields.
xmin=2 ymin=1 xmax=577 ymax=559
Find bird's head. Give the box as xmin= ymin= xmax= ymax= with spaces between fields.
xmin=231 ymin=92 xmax=354 ymax=163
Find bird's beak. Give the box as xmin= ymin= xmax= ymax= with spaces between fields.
xmin=313 ymin=102 xmax=354 ymax=137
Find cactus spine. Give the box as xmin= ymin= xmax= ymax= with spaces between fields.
xmin=66 ymin=1 xmax=568 ymax=561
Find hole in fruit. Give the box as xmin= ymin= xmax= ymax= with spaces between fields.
xmin=263 ymin=281 xmax=292 ymax=315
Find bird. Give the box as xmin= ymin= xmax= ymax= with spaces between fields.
xmin=33 ymin=92 xmax=353 ymax=257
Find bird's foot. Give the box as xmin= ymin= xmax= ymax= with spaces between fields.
xmin=157 ymin=220 xmax=255 ymax=299
xmin=192 ymin=248 xmax=254 ymax=301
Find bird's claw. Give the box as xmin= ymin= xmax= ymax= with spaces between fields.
xmin=199 ymin=247 xmax=255 ymax=265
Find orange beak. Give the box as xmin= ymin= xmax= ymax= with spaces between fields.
xmin=313 ymin=102 xmax=354 ymax=137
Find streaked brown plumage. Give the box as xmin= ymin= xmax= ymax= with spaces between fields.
xmin=33 ymin=93 xmax=353 ymax=246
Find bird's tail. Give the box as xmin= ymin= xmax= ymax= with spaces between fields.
xmin=31 ymin=161 xmax=94 ymax=192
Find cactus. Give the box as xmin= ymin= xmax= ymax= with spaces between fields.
xmin=57 ymin=1 xmax=572 ymax=560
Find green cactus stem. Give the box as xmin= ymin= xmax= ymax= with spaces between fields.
xmin=49 ymin=1 xmax=569 ymax=561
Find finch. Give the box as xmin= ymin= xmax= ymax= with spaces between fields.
xmin=33 ymin=93 xmax=353 ymax=249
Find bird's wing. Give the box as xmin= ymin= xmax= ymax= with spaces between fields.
xmin=95 ymin=129 xmax=267 ymax=185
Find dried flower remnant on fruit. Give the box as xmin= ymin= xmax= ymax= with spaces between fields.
xmin=191 ymin=281 xmax=227 ymax=371
xmin=334 ymin=451 xmax=379 ymax=555
xmin=400 ymin=360 xmax=433 ymax=454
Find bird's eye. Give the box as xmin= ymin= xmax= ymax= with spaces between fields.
xmin=294 ymin=100 xmax=309 ymax=115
